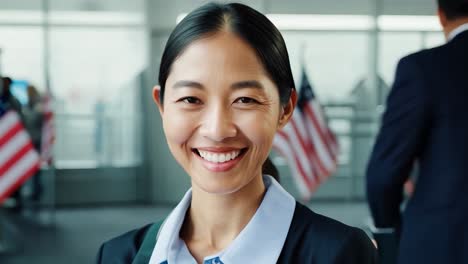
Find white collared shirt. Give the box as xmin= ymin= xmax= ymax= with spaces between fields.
xmin=448 ymin=22 xmax=468 ymax=41
xmin=148 ymin=175 xmax=296 ymax=264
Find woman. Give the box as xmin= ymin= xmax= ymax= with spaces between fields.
xmin=97 ymin=3 xmax=377 ymax=263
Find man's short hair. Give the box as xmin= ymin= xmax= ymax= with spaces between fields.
xmin=2 ymin=77 xmax=12 ymax=88
xmin=438 ymin=0 xmax=468 ymax=20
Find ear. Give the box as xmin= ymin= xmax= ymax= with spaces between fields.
xmin=152 ymin=85 xmax=164 ymax=114
xmin=437 ymin=8 xmax=448 ymax=28
xmin=278 ymin=89 xmax=297 ymax=129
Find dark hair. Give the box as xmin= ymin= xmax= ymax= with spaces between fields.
xmin=262 ymin=156 xmax=280 ymax=183
xmin=1 ymin=77 xmax=12 ymax=95
xmin=158 ymin=2 xmax=293 ymax=182
xmin=438 ymin=0 xmax=468 ymax=20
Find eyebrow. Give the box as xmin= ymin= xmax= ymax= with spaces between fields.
xmin=172 ymin=80 xmax=265 ymax=90
xmin=231 ymin=80 xmax=264 ymax=90
xmin=172 ymin=80 xmax=203 ymax=90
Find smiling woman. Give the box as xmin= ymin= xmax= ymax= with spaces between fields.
xmin=96 ymin=3 xmax=377 ymax=264
xmin=155 ymin=29 xmax=288 ymax=196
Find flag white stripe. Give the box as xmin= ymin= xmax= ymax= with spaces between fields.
xmin=0 ymin=150 xmax=39 ymax=194
xmin=291 ymin=111 xmax=308 ymax=140
xmin=290 ymin=117 xmax=328 ymax=180
xmin=0 ymin=111 xmax=19 ymax=137
xmin=304 ymin=117 xmax=335 ymax=171
xmin=273 ymin=135 xmax=312 ymax=198
xmin=307 ymin=103 xmax=336 ymax=163
xmin=0 ymin=130 xmax=30 ymax=164
xmin=281 ymin=122 xmax=314 ymax=176
xmin=310 ymin=100 xmax=327 ymax=129
xmin=310 ymin=101 xmax=339 ymax=155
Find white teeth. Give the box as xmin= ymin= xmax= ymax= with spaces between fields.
xmin=198 ymin=150 xmax=241 ymax=163
xmin=219 ymin=154 xmax=226 ymax=163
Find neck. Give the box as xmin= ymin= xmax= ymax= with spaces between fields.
xmin=443 ymin=17 xmax=468 ymax=39
xmin=181 ymin=174 xmax=265 ymax=251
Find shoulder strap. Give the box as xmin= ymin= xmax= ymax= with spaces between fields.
xmin=132 ymin=219 xmax=166 ymax=264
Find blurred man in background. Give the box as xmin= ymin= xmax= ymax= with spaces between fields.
xmin=366 ymin=0 xmax=468 ymax=263
xmin=23 ymin=85 xmax=44 ymax=201
xmin=1 ymin=77 xmax=22 ymax=114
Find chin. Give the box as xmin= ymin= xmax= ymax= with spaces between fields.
xmin=192 ymin=176 xmax=248 ymax=195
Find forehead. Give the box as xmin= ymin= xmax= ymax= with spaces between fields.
xmin=168 ymin=31 xmax=268 ymax=82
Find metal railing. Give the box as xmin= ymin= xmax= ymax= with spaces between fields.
xmin=53 ymin=113 xmax=142 ymax=168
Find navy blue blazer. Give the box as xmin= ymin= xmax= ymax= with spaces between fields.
xmin=366 ymin=30 xmax=468 ymax=264
xmin=96 ymin=202 xmax=377 ymax=263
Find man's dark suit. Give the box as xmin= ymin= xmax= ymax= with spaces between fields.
xmin=366 ymin=28 xmax=468 ymax=264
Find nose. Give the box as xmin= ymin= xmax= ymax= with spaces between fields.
xmin=199 ymin=104 xmax=237 ymax=142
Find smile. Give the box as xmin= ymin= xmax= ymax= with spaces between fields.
xmin=198 ymin=150 xmax=241 ymax=163
xmin=192 ymin=148 xmax=248 ymax=172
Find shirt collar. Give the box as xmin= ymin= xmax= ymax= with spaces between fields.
xmin=448 ymin=22 xmax=468 ymax=41
xmin=149 ymin=175 xmax=296 ymax=264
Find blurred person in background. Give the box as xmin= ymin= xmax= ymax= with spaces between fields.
xmin=96 ymin=2 xmax=377 ymax=264
xmin=1 ymin=77 xmax=22 ymax=114
xmin=366 ymin=0 xmax=468 ymax=263
xmin=23 ymin=85 xmax=44 ymax=201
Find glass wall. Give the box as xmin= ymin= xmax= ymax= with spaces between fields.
xmin=0 ymin=0 xmax=147 ymax=168
xmin=49 ymin=27 xmax=147 ymax=167
xmin=277 ymin=27 xmax=444 ymax=198
xmin=0 ymin=27 xmax=44 ymax=88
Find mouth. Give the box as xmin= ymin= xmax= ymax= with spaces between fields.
xmin=192 ymin=148 xmax=248 ymax=164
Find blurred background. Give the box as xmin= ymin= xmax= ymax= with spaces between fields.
xmin=0 ymin=0 xmax=442 ymax=263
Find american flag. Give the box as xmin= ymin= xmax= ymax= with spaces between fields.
xmin=0 ymin=100 xmax=40 ymax=203
xmin=40 ymin=89 xmax=55 ymax=166
xmin=273 ymin=69 xmax=339 ymax=200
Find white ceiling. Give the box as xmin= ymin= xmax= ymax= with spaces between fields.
xmin=266 ymin=0 xmax=437 ymax=15
xmin=0 ymin=0 xmax=144 ymax=12
xmin=0 ymin=0 xmax=438 ymax=16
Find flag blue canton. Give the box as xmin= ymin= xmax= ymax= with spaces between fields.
xmin=297 ymin=69 xmax=316 ymax=112
xmin=0 ymin=97 xmax=8 ymax=116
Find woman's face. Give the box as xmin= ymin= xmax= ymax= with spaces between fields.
xmin=154 ymin=31 xmax=294 ymax=195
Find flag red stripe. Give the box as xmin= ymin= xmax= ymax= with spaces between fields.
xmin=0 ymin=141 xmax=36 ymax=176
xmin=274 ymin=133 xmax=321 ymax=200
xmin=304 ymin=104 xmax=337 ymax=163
xmin=290 ymin=118 xmax=329 ymax=181
xmin=273 ymin=140 xmax=311 ymax=197
xmin=326 ymin=131 xmax=339 ymax=158
xmin=0 ymin=122 xmax=23 ymax=148
xmin=0 ymin=162 xmax=40 ymax=203
xmin=288 ymin=119 xmax=322 ymax=179
xmin=276 ymin=130 xmax=315 ymax=191
xmin=307 ymin=102 xmax=339 ymax=156
xmin=44 ymin=112 xmax=53 ymax=120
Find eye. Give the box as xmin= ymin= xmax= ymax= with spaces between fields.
xmin=235 ymin=97 xmax=259 ymax=104
xmin=178 ymin=97 xmax=202 ymax=104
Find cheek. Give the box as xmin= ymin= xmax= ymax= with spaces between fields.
xmin=236 ymin=109 xmax=279 ymax=148
xmin=162 ymin=109 xmax=195 ymax=145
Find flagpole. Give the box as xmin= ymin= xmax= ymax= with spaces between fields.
xmin=300 ymin=42 xmax=306 ymax=70
xmin=42 ymin=0 xmax=56 ymax=226
xmin=0 ymin=48 xmax=4 ymax=90
xmin=0 ymin=47 xmax=3 ymax=78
